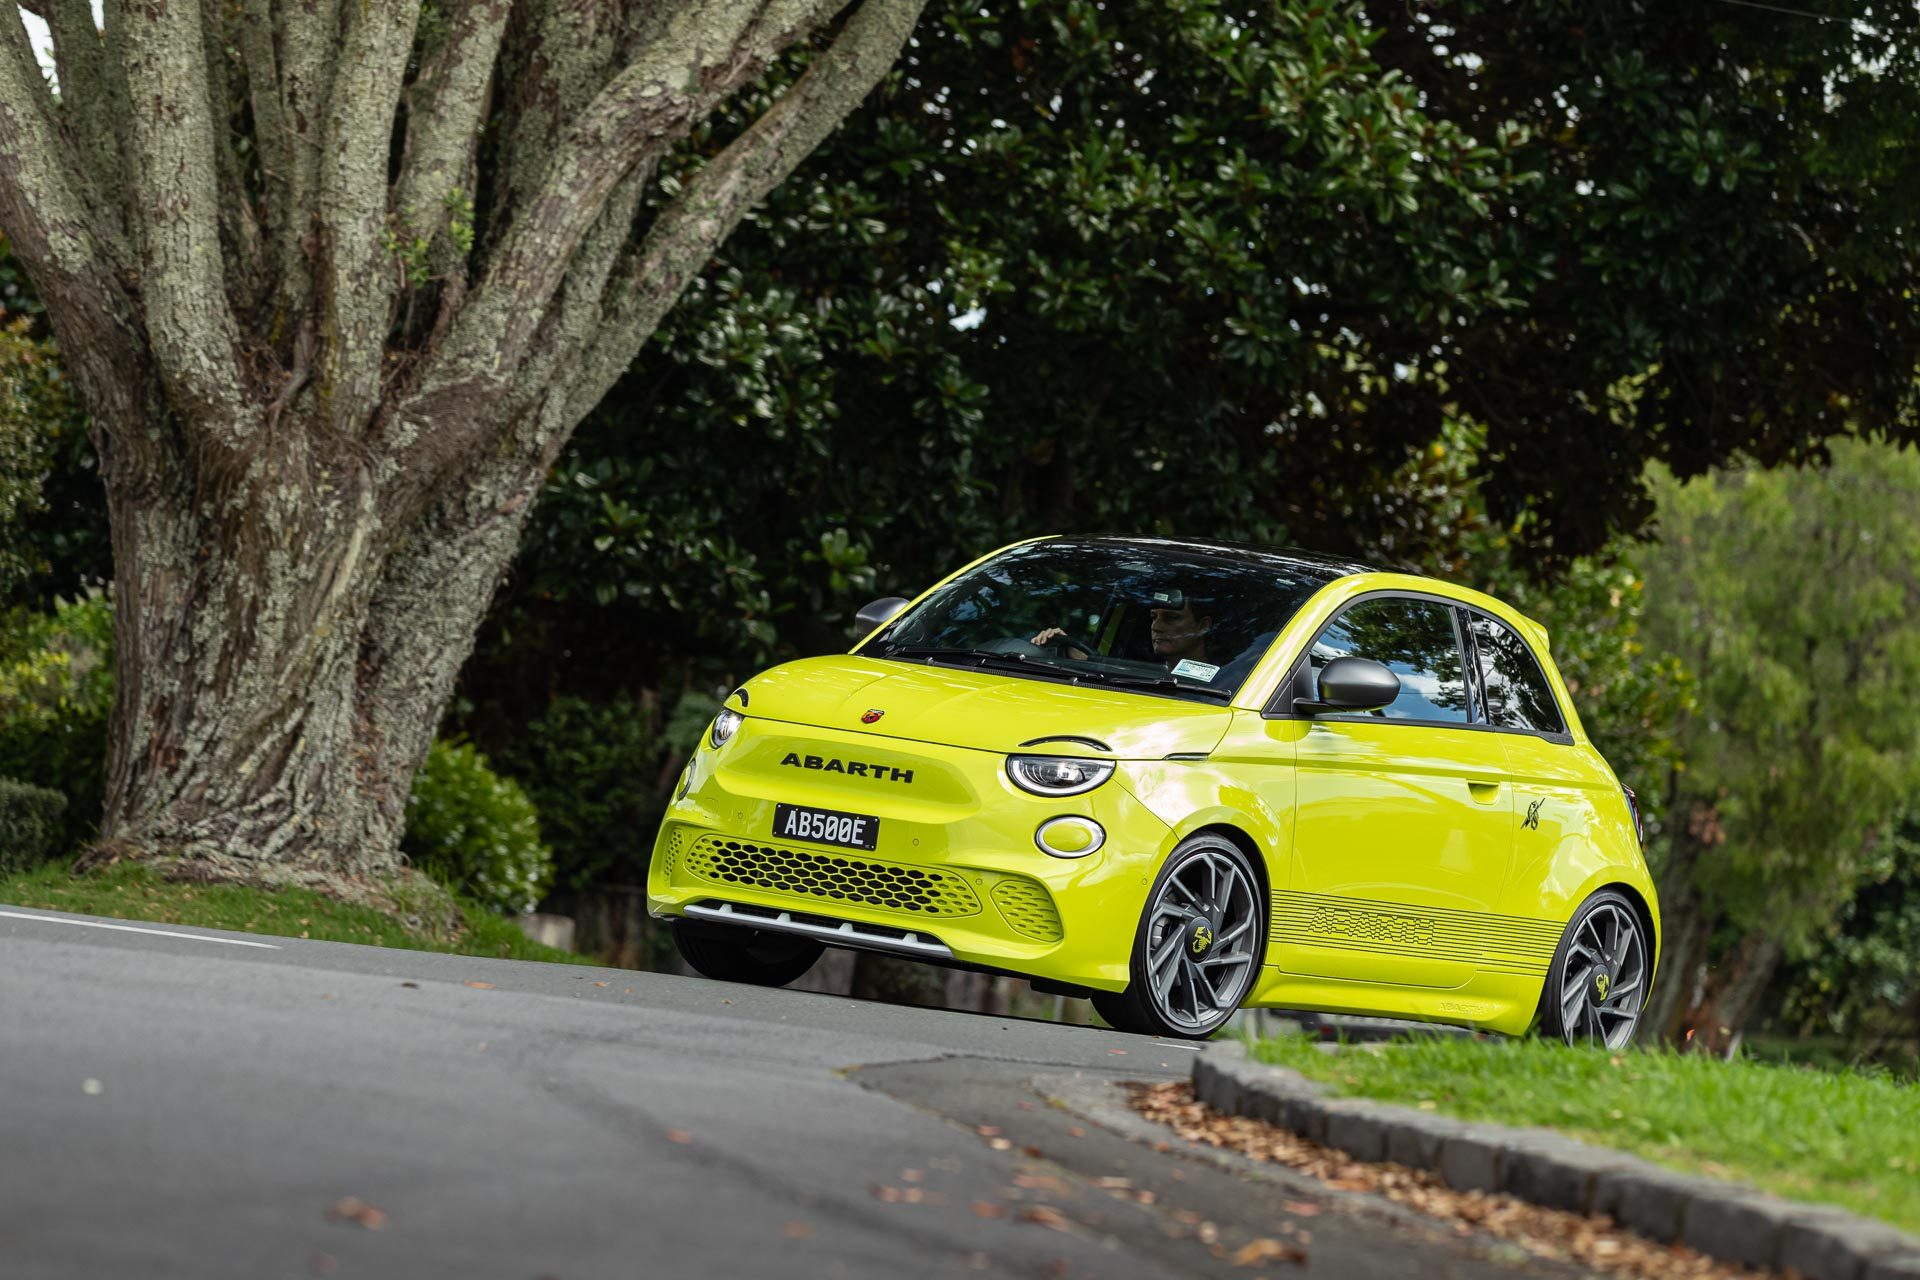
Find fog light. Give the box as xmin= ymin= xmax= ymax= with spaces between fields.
xmin=1035 ymin=816 xmax=1105 ymax=859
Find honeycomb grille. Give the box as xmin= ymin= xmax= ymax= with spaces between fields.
xmin=659 ymin=825 xmax=688 ymax=878
xmin=682 ymin=835 xmax=981 ymax=917
xmin=990 ymin=877 xmax=1064 ymax=943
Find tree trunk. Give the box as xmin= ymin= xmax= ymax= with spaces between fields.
xmin=0 ymin=0 xmax=928 ymax=899
xmin=1678 ymin=928 xmax=1785 ymax=1056
xmin=87 ymin=400 xmax=545 ymax=897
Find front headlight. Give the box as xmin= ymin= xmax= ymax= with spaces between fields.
xmin=1006 ymin=754 xmax=1114 ymax=796
xmin=710 ymin=709 xmax=743 ymax=749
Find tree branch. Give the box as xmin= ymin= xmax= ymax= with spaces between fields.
xmin=0 ymin=9 xmax=150 ymax=438
xmin=312 ymin=0 xmax=420 ymax=434
xmin=200 ymin=0 xmax=264 ymax=305
xmin=564 ymin=0 xmax=926 ymax=425
xmin=393 ymin=0 xmax=512 ymax=247
xmin=432 ymin=0 xmax=839 ymax=388
xmin=235 ymin=0 xmax=285 ymax=289
xmin=44 ymin=0 xmax=123 ymax=202
xmin=116 ymin=0 xmax=249 ymax=441
xmin=267 ymin=0 xmax=341 ymax=330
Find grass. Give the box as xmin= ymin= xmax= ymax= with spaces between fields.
xmin=1252 ymin=1031 xmax=1920 ymax=1233
xmin=0 ymin=860 xmax=593 ymax=966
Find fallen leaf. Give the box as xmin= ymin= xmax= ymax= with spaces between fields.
xmin=1022 ymin=1145 xmax=1043 ymax=1158
xmin=1018 ymin=1206 xmax=1071 ymax=1232
xmin=721 ymin=998 xmax=733 ymax=1005
xmin=1093 ymin=1176 xmax=1133 ymax=1190
xmin=623 ymin=987 xmax=634 ymax=994
xmin=987 ymin=1138 xmax=1013 ymax=1151
xmin=664 ymin=1129 xmax=692 ymax=1145
xmin=900 ymin=1169 xmax=924 ymax=1183
xmin=1282 ymin=1201 xmax=1321 ymax=1217
xmin=1230 ymin=1238 xmax=1307 ymax=1267
xmin=592 ymin=981 xmax=610 ymax=988
xmin=325 ymin=1197 xmax=387 ymax=1230
xmin=970 ymin=1201 xmax=1005 ymax=1219
xmin=1016 ymin=1101 xmax=1035 ymax=1110
xmin=1066 ymin=1127 xmax=1085 ymax=1138
xmin=1012 ymin=1173 xmax=1069 ymax=1193
xmin=399 ymin=981 xmax=419 ymax=989
xmin=464 ymin=981 xmax=493 ymax=990
xmin=1108 ymin=1048 xmax=1128 ymax=1055
xmin=780 ymin=1221 xmax=812 ymax=1240
xmin=976 ymin=1125 xmax=1002 ymax=1137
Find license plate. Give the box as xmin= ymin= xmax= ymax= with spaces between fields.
xmin=773 ymin=802 xmax=880 ymax=851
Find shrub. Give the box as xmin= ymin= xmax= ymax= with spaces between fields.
xmin=0 ymin=775 xmax=67 ymax=875
xmin=403 ymin=740 xmax=554 ymax=915
xmin=494 ymin=695 xmax=666 ymax=892
xmin=0 ymin=593 xmax=113 ymax=848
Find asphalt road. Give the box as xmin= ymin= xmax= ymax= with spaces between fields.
xmin=0 ymin=906 xmax=1600 ymax=1279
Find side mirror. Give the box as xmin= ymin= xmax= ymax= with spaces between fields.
xmin=1295 ymin=656 xmax=1400 ymax=716
xmin=854 ymin=596 xmax=910 ymax=640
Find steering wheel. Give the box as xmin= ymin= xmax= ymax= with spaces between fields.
xmin=1036 ymin=631 xmax=1097 ymax=658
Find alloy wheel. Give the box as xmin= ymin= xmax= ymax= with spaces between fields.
xmin=1141 ymin=846 xmax=1261 ymax=1033
xmin=1556 ymin=900 xmax=1648 ymax=1048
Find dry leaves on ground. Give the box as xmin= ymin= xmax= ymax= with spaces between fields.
xmin=325 ymin=1197 xmax=388 ymax=1230
xmin=1125 ymin=1082 xmax=1766 ymax=1280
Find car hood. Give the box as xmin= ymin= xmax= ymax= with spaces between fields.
xmin=736 ymin=655 xmax=1232 ymax=759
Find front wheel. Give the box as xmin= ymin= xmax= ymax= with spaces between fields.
xmin=1537 ymin=889 xmax=1652 ymax=1048
xmin=1093 ymin=835 xmax=1265 ymax=1039
xmin=671 ymin=919 xmax=825 ymax=987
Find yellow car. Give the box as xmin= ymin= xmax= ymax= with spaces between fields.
xmin=649 ymin=536 xmax=1659 ymax=1044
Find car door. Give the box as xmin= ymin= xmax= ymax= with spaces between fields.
xmin=1269 ymin=595 xmax=1516 ymax=989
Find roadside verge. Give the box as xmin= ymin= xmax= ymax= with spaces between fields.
xmin=1194 ymin=1042 xmax=1920 ymax=1280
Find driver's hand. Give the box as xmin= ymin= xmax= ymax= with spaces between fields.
xmin=1030 ymin=627 xmax=1089 ymax=659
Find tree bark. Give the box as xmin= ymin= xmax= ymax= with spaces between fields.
xmin=1679 ymin=928 xmax=1786 ymax=1056
xmin=1 ymin=0 xmax=929 ymax=896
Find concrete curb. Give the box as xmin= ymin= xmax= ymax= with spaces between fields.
xmin=1194 ymin=1042 xmax=1920 ymax=1280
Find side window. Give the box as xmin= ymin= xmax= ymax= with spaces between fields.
xmin=1309 ymin=598 xmax=1469 ymax=723
xmin=1469 ymin=615 xmax=1567 ymax=735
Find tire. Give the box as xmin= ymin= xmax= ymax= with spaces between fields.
xmin=1537 ymin=888 xmax=1652 ymax=1048
xmin=671 ymin=919 xmax=825 ymax=987
xmin=1093 ymin=834 xmax=1265 ymax=1039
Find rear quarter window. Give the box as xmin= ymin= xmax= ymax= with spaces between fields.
xmin=1468 ymin=615 xmax=1567 ymax=736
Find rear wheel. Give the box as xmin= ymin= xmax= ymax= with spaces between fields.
xmin=1093 ymin=834 xmax=1265 ymax=1039
xmin=1537 ymin=889 xmax=1651 ymax=1048
xmin=671 ymin=919 xmax=825 ymax=987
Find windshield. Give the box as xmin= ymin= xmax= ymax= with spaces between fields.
xmin=868 ymin=539 xmax=1335 ymax=703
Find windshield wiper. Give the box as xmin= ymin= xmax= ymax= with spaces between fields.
xmin=1077 ymin=671 xmax=1233 ymax=701
xmin=878 ymin=645 xmax=1080 ymax=677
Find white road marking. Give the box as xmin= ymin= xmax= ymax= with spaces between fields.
xmin=0 ymin=910 xmax=283 ymax=949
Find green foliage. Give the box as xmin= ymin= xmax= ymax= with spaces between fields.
xmin=1251 ymin=1032 xmax=1920 ymax=1230
xmin=492 ymin=697 xmax=664 ymax=892
xmin=0 ymin=260 xmax=108 ymax=612
xmin=0 ymin=312 xmax=72 ymax=597
xmin=0 ymin=776 xmax=67 ymax=875
xmin=0 ymin=593 xmax=115 ymax=849
xmin=487 ymin=0 xmax=1920 ymax=706
xmin=1772 ymin=818 xmax=1920 ymax=1066
xmin=1639 ymin=440 xmax=1920 ymax=954
xmin=403 ymin=740 xmax=555 ymax=915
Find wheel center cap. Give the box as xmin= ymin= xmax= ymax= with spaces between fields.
xmin=1189 ymin=918 xmax=1215 ymax=956
xmin=1593 ymin=969 xmax=1613 ymax=1001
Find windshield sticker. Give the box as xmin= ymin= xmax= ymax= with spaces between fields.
xmin=1172 ymin=659 xmax=1221 ymax=681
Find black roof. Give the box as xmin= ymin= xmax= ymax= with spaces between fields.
xmin=1054 ymin=534 xmax=1387 ymax=582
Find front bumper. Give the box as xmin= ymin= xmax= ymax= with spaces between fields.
xmin=647 ymin=717 xmax=1173 ymax=991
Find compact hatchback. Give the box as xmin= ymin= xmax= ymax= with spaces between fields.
xmin=649 ymin=536 xmax=1659 ymax=1043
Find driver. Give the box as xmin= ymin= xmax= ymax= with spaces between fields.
xmin=1032 ymin=588 xmax=1215 ymax=667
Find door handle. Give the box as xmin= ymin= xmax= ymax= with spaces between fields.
xmin=1466 ymin=778 xmax=1502 ymax=803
